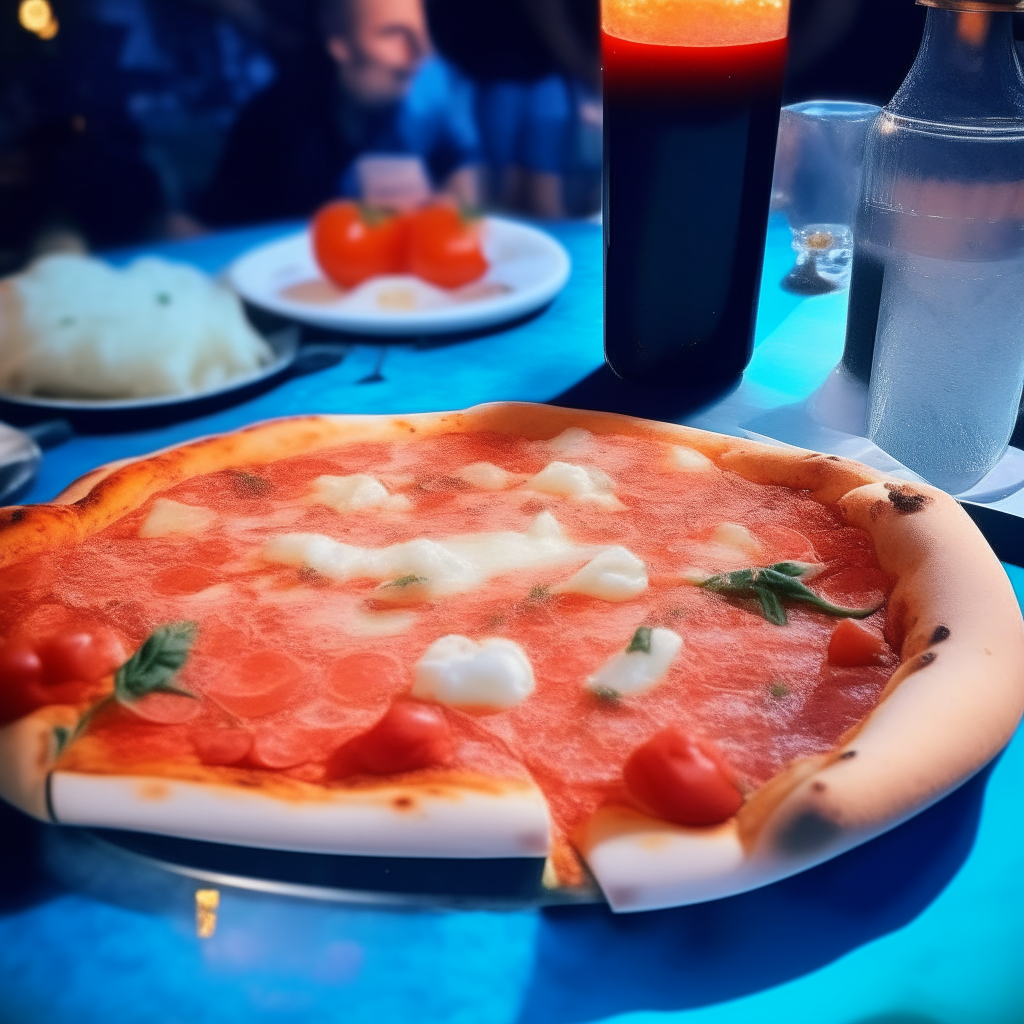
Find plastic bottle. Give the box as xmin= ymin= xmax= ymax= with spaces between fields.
xmin=842 ymin=0 xmax=1024 ymax=493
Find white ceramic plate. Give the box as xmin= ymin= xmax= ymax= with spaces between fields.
xmin=0 ymin=329 xmax=299 ymax=430
xmin=226 ymin=217 xmax=572 ymax=336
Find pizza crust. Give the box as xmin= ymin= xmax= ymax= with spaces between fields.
xmin=48 ymin=771 xmax=551 ymax=859
xmin=2 ymin=403 xmax=1022 ymax=910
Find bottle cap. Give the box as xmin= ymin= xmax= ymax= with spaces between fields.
xmin=917 ymin=0 xmax=1024 ymax=10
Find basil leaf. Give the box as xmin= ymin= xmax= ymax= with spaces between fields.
xmin=770 ymin=561 xmax=815 ymax=578
xmin=384 ymin=575 xmax=427 ymax=588
xmin=114 ymin=622 xmax=199 ymax=704
xmin=53 ymin=726 xmax=69 ymax=756
xmin=626 ymin=626 xmax=652 ymax=654
xmin=754 ymin=586 xmax=787 ymax=626
xmin=699 ymin=566 xmax=879 ymax=625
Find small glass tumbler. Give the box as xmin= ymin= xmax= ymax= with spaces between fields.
xmin=772 ymin=100 xmax=880 ymax=293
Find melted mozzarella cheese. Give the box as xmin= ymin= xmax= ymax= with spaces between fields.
xmin=262 ymin=512 xmax=618 ymax=598
xmin=458 ymin=462 xmax=518 ymax=491
xmin=546 ymin=427 xmax=593 ymax=455
xmin=713 ymin=523 xmax=760 ymax=554
xmin=587 ymin=628 xmax=683 ymax=696
xmin=555 ymin=546 xmax=648 ymax=602
xmin=412 ymin=635 xmax=534 ymax=710
xmin=310 ymin=474 xmax=411 ymax=513
xmin=671 ymin=445 xmax=716 ymax=472
xmin=139 ymin=498 xmax=216 ymax=538
xmin=526 ymin=461 xmax=624 ymax=510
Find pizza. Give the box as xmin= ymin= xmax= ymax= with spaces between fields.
xmin=0 ymin=403 xmax=1021 ymax=912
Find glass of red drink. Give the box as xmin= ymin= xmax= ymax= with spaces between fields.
xmin=602 ymin=0 xmax=790 ymax=384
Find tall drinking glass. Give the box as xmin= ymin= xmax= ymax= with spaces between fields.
xmin=602 ymin=0 xmax=790 ymax=384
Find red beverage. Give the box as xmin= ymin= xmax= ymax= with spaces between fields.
xmin=602 ymin=1 xmax=789 ymax=384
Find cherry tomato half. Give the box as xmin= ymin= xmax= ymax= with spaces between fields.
xmin=623 ymin=726 xmax=743 ymax=827
xmin=37 ymin=631 xmax=123 ymax=685
xmin=332 ymin=701 xmax=453 ymax=777
xmin=406 ymin=205 xmax=488 ymax=289
xmin=312 ymin=201 xmax=406 ymax=289
xmin=0 ymin=629 xmax=123 ymax=726
xmin=828 ymin=619 xmax=888 ymax=667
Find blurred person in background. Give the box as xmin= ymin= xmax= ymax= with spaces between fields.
xmin=199 ymin=0 xmax=481 ymax=226
xmin=0 ymin=0 xmax=306 ymax=269
xmin=427 ymin=0 xmax=600 ymax=219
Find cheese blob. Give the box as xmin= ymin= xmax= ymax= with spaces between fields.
xmin=587 ymin=627 xmax=683 ymax=696
xmin=139 ymin=498 xmax=216 ymax=538
xmin=310 ymin=474 xmax=411 ymax=513
xmin=526 ymin=461 xmax=625 ymax=510
xmin=412 ymin=635 xmax=535 ymax=711
xmin=546 ymin=427 xmax=593 ymax=455
xmin=556 ymin=546 xmax=648 ymax=602
xmin=458 ymin=462 xmax=518 ymax=491
xmin=671 ymin=446 xmax=716 ymax=473
xmin=261 ymin=512 xmax=643 ymax=600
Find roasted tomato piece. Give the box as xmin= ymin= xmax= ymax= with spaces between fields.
xmin=332 ymin=701 xmax=453 ymax=776
xmin=0 ymin=629 xmax=123 ymax=726
xmin=623 ymin=726 xmax=743 ymax=827
xmin=0 ymin=640 xmax=46 ymax=725
xmin=406 ymin=205 xmax=488 ymax=289
xmin=828 ymin=619 xmax=888 ymax=667
xmin=37 ymin=630 xmax=123 ymax=685
xmin=312 ymin=200 xmax=406 ymax=288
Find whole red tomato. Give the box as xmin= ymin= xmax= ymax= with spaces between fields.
xmin=312 ymin=201 xmax=406 ymax=289
xmin=623 ymin=726 xmax=744 ymax=827
xmin=406 ymin=205 xmax=489 ymax=289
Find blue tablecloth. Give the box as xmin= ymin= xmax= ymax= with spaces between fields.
xmin=3 ymin=218 xmax=1022 ymax=1024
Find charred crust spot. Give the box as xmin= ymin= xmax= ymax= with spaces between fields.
xmin=826 ymin=455 xmax=841 ymax=462
xmin=392 ymin=796 xmax=414 ymax=810
xmin=884 ymin=483 xmax=931 ymax=515
xmin=9 ymin=509 xmax=24 ymax=522
xmin=918 ymin=651 xmax=937 ymax=668
xmin=839 ymin=750 xmax=857 ymax=760
xmin=776 ymin=811 xmax=841 ymax=855
xmin=811 ymin=781 xmax=826 ymax=793
xmin=229 ymin=470 xmax=273 ymax=497
xmin=868 ymin=499 xmax=886 ymax=522
xmin=930 ymin=625 xmax=951 ymax=645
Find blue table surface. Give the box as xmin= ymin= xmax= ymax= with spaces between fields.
xmin=2 ymin=218 xmax=1022 ymax=1024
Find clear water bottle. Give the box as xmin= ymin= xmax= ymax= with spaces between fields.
xmin=842 ymin=0 xmax=1024 ymax=494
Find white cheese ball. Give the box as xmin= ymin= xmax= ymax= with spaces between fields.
xmin=310 ymin=474 xmax=410 ymax=513
xmin=412 ymin=636 xmax=535 ymax=711
xmin=139 ymin=498 xmax=216 ymax=538
xmin=458 ymin=462 xmax=518 ymax=490
xmin=557 ymin=546 xmax=648 ymax=601
xmin=587 ymin=627 xmax=683 ymax=696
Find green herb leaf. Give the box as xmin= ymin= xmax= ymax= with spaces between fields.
xmin=384 ymin=574 xmax=427 ymax=589
xmin=754 ymin=586 xmax=787 ymax=626
xmin=53 ymin=726 xmax=69 ymax=755
xmin=626 ymin=626 xmax=653 ymax=654
xmin=592 ymin=686 xmax=622 ymax=704
xmin=768 ymin=683 xmax=791 ymax=699
xmin=699 ymin=563 xmax=879 ymax=626
xmin=114 ymin=622 xmax=199 ymax=704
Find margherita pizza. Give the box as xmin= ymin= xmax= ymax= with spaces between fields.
xmin=1 ymin=404 xmax=1021 ymax=912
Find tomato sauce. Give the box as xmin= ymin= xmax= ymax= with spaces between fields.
xmin=1 ymin=430 xmax=895 ymax=845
